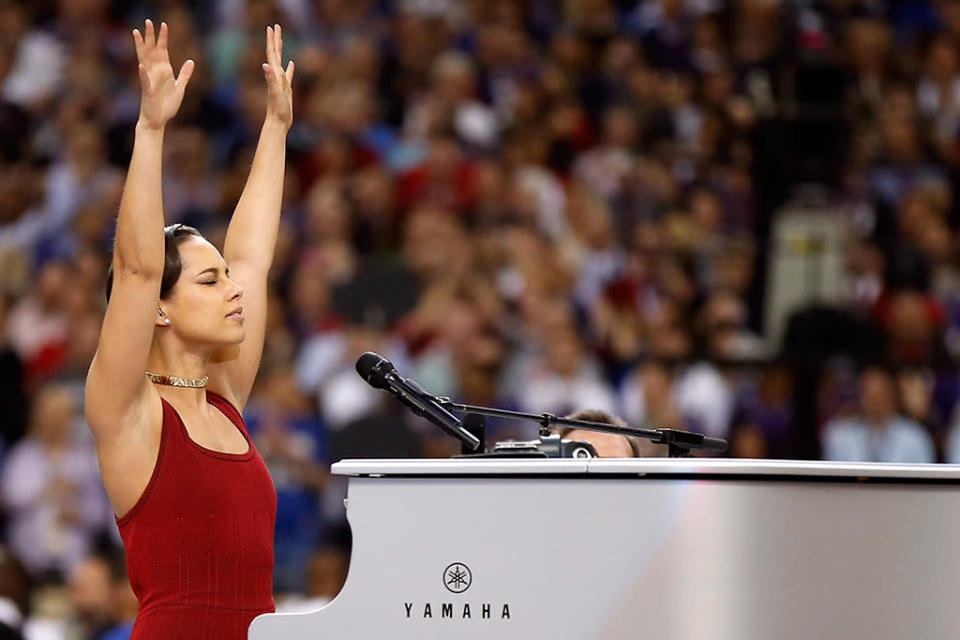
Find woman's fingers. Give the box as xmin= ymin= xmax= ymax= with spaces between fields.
xmin=157 ymin=21 xmax=168 ymax=50
xmin=263 ymin=24 xmax=293 ymax=93
xmin=265 ymin=26 xmax=274 ymax=68
xmin=268 ymin=24 xmax=290 ymax=86
xmin=144 ymin=19 xmax=155 ymax=47
xmin=176 ymin=59 xmax=195 ymax=89
xmin=132 ymin=28 xmax=144 ymax=60
xmin=265 ymin=24 xmax=288 ymax=77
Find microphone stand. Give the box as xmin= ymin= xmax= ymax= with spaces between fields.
xmin=435 ymin=398 xmax=727 ymax=458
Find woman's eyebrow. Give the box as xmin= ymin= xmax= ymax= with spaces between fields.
xmin=195 ymin=266 xmax=230 ymax=277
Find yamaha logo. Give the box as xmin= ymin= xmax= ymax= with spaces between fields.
xmin=402 ymin=562 xmax=512 ymax=621
xmin=444 ymin=562 xmax=472 ymax=593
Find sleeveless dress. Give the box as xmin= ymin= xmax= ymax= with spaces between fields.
xmin=116 ymin=391 xmax=277 ymax=639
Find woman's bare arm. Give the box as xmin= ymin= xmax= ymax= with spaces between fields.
xmin=85 ymin=20 xmax=194 ymax=439
xmin=209 ymin=25 xmax=293 ymax=410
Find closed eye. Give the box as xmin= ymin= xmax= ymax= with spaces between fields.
xmin=197 ymin=266 xmax=227 ymax=283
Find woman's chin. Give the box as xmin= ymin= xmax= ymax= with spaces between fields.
xmin=214 ymin=327 xmax=245 ymax=346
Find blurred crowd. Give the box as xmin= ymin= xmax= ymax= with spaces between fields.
xmin=4 ymin=0 xmax=960 ymax=636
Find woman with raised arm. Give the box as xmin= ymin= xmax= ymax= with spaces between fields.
xmin=84 ymin=19 xmax=294 ymax=639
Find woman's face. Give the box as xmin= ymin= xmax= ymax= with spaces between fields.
xmin=161 ymin=237 xmax=245 ymax=347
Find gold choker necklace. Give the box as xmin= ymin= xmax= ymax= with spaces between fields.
xmin=144 ymin=371 xmax=209 ymax=388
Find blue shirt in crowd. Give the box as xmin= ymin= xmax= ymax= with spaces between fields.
xmin=822 ymin=415 xmax=935 ymax=463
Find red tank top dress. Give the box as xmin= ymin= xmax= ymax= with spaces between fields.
xmin=116 ymin=391 xmax=277 ymax=639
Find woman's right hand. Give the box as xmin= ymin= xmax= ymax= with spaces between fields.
xmin=133 ymin=19 xmax=194 ymax=130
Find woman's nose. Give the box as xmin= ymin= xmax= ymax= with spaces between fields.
xmin=229 ymin=280 xmax=243 ymax=300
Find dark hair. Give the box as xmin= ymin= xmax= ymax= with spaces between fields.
xmin=105 ymin=224 xmax=203 ymax=302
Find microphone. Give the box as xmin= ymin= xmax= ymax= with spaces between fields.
xmin=652 ymin=429 xmax=728 ymax=453
xmin=356 ymin=352 xmax=481 ymax=451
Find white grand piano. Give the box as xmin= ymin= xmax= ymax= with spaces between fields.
xmin=249 ymin=458 xmax=960 ymax=639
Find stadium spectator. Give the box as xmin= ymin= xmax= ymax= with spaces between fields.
xmin=65 ymin=551 xmax=136 ymax=640
xmin=0 ymin=383 xmax=108 ymax=581
xmin=729 ymin=362 xmax=794 ymax=459
xmin=5 ymin=261 xmax=72 ymax=385
xmin=65 ymin=554 xmax=114 ymax=640
xmin=822 ymin=365 xmax=936 ymax=463
xmin=275 ymin=544 xmax=349 ymax=614
xmin=246 ymin=362 xmax=330 ymax=593
xmin=517 ymin=325 xmax=618 ymax=418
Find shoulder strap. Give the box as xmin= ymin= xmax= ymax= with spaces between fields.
xmin=158 ymin=396 xmax=185 ymax=443
xmin=205 ymin=390 xmax=249 ymax=435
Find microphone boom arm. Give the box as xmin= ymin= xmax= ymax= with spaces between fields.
xmin=435 ymin=398 xmax=727 ymax=458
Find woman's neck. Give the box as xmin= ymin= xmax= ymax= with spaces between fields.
xmin=147 ymin=339 xmax=211 ymax=410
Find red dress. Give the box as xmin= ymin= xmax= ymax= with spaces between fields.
xmin=117 ymin=391 xmax=277 ymax=639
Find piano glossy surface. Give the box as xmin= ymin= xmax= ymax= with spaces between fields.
xmin=250 ymin=459 xmax=960 ymax=639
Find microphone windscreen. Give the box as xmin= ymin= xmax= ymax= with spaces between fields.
xmin=356 ymin=351 xmax=394 ymax=388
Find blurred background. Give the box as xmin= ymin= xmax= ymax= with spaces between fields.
xmin=2 ymin=0 xmax=960 ymax=636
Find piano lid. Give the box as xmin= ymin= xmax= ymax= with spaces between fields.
xmin=332 ymin=458 xmax=590 ymax=476
xmin=332 ymin=458 xmax=960 ymax=481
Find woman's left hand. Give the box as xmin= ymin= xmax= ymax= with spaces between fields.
xmin=263 ymin=24 xmax=294 ymax=128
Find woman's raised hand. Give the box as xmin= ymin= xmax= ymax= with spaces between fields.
xmin=263 ymin=24 xmax=294 ymax=129
xmin=133 ymin=19 xmax=194 ymax=130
